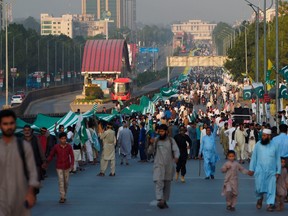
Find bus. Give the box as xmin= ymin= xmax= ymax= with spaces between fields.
xmin=111 ymin=78 xmax=133 ymax=101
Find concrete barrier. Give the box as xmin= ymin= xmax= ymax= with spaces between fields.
xmin=11 ymin=83 xmax=83 ymax=116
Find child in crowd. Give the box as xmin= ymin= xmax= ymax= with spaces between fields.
xmin=276 ymin=158 xmax=288 ymax=211
xmin=43 ymin=132 xmax=74 ymax=203
xmin=221 ymin=150 xmax=249 ymax=211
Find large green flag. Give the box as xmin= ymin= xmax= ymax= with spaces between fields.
xmin=279 ymin=85 xmax=288 ymax=99
xmin=252 ymin=82 xmax=264 ymax=98
xmin=243 ymin=85 xmax=253 ymax=100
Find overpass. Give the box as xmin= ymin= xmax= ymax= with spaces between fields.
xmin=166 ymin=56 xmax=228 ymax=67
xmin=166 ymin=55 xmax=228 ymax=82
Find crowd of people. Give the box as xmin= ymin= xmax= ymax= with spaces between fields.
xmin=1 ymin=64 xmax=288 ymax=215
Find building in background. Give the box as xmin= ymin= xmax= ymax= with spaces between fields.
xmin=40 ymin=13 xmax=73 ymax=38
xmin=81 ymin=0 xmax=125 ymax=28
xmin=171 ymin=20 xmax=216 ymax=41
xmin=122 ymin=0 xmax=136 ymax=31
xmin=73 ymin=14 xmax=107 ymax=37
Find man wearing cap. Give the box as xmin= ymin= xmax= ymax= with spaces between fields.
xmin=153 ymin=124 xmax=179 ymax=209
xmin=248 ymin=128 xmax=281 ymax=212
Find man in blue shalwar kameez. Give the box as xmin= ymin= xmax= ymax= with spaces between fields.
xmin=199 ymin=123 xmax=219 ymax=180
xmin=248 ymin=128 xmax=281 ymax=212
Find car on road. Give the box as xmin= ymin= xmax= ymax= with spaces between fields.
xmin=11 ymin=95 xmax=23 ymax=105
xmin=16 ymin=90 xmax=25 ymax=99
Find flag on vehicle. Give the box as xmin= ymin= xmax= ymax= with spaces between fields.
xmin=243 ymin=85 xmax=253 ymax=100
xmin=252 ymin=82 xmax=264 ymax=98
xmin=279 ymin=85 xmax=288 ymax=99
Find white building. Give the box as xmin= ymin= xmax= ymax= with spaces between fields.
xmin=171 ymin=20 xmax=216 ymax=41
xmin=41 ymin=13 xmax=73 ymax=38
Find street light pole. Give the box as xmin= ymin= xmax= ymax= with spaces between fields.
xmin=5 ymin=3 xmax=8 ymax=107
xmin=275 ymin=0 xmax=279 ymax=125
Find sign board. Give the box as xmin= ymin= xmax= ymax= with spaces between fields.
xmin=10 ymin=68 xmax=17 ymax=78
xmin=166 ymin=56 xmax=228 ymax=67
xmin=139 ymin=47 xmax=159 ymax=53
xmin=36 ymin=75 xmax=41 ymax=83
xmin=54 ymin=75 xmax=61 ymax=82
xmin=264 ymin=93 xmax=270 ymax=103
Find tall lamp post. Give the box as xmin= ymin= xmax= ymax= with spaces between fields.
xmin=1 ymin=2 xmax=10 ymax=108
xmin=244 ymin=0 xmax=261 ymax=123
xmin=275 ymin=0 xmax=279 ymax=124
xmin=12 ymin=34 xmax=21 ymax=93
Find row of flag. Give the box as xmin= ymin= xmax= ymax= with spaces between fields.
xmin=243 ymin=83 xmax=288 ymax=100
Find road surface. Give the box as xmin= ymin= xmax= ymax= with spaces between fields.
xmin=32 ymin=137 xmax=280 ymax=216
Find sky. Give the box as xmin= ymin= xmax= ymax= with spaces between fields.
xmin=13 ymin=0 xmax=257 ymax=24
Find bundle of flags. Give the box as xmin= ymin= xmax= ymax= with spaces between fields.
xmin=242 ymin=82 xmax=264 ymax=100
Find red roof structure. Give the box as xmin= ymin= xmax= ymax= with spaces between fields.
xmin=113 ymin=78 xmax=132 ymax=83
xmin=81 ymin=39 xmax=131 ymax=74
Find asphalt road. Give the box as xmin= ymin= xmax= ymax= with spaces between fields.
xmin=25 ymin=67 xmax=184 ymax=115
xmin=31 ymin=137 xmax=283 ymax=216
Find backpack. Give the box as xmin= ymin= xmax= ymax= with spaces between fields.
xmin=154 ymin=137 xmax=174 ymax=159
xmin=17 ymin=138 xmax=29 ymax=181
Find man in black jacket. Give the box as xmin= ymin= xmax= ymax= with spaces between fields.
xmin=129 ymin=119 xmax=140 ymax=158
xmin=174 ymin=126 xmax=192 ymax=183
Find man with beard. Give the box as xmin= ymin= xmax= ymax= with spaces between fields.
xmin=174 ymin=126 xmax=192 ymax=183
xmin=23 ymin=125 xmax=46 ymax=194
xmin=153 ymin=124 xmax=179 ymax=209
xmin=248 ymin=129 xmax=281 ymax=212
xmin=0 ymin=110 xmax=39 ymax=216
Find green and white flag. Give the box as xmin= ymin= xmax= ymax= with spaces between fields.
xmin=243 ymin=85 xmax=253 ymax=100
xmin=252 ymin=82 xmax=264 ymax=98
xmin=93 ymin=104 xmax=98 ymax=114
xmin=279 ymin=85 xmax=288 ymax=99
xmin=280 ymin=66 xmax=288 ymax=82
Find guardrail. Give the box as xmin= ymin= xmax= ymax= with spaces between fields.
xmin=11 ymin=83 xmax=83 ymax=116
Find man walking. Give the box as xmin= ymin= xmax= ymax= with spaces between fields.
xmin=118 ymin=121 xmax=134 ymax=165
xmin=235 ymin=123 xmax=247 ymax=164
xmin=0 ymin=110 xmax=39 ymax=216
xmin=130 ymin=119 xmax=140 ymax=158
xmin=199 ymin=123 xmax=219 ymax=180
xmin=248 ymin=129 xmax=281 ymax=212
xmin=98 ymin=123 xmax=117 ymax=176
xmin=153 ymin=124 xmax=179 ymax=209
xmin=174 ymin=126 xmax=192 ymax=183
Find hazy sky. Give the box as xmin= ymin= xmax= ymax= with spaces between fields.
xmin=13 ymin=0 xmax=257 ymax=24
